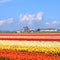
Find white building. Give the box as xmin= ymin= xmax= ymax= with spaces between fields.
xmin=40 ymin=29 xmax=57 ymax=32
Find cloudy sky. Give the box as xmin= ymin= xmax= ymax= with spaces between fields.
xmin=0 ymin=0 xmax=60 ymax=31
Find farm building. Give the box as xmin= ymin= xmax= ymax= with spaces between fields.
xmin=40 ymin=29 xmax=57 ymax=32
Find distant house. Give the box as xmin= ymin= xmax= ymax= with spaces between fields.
xmin=24 ymin=26 xmax=30 ymax=32
xmin=16 ymin=31 xmax=20 ymax=33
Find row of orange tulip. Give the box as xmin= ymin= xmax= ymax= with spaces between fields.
xmin=0 ymin=49 xmax=60 ymax=60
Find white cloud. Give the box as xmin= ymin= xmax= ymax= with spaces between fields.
xmin=52 ymin=20 xmax=58 ymax=25
xmin=45 ymin=22 xmax=50 ymax=25
xmin=45 ymin=20 xmax=60 ymax=26
xmin=0 ymin=0 xmax=11 ymax=3
xmin=36 ymin=12 xmax=43 ymax=21
xmin=19 ymin=12 xmax=44 ymax=24
xmin=6 ymin=18 xmax=14 ymax=23
xmin=0 ymin=20 xmax=5 ymax=26
xmin=19 ymin=14 xmax=35 ymax=24
xmin=0 ymin=18 xmax=14 ymax=26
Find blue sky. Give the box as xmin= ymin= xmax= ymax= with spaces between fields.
xmin=0 ymin=0 xmax=60 ymax=31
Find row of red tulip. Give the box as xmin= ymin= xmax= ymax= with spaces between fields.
xmin=0 ymin=33 xmax=60 ymax=36
xmin=0 ymin=49 xmax=60 ymax=60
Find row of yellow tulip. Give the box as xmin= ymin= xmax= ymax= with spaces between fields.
xmin=0 ymin=40 xmax=60 ymax=53
xmin=0 ymin=36 xmax=60 ymax=39
xmin=0 ymin=45 xmax=60 ymax=53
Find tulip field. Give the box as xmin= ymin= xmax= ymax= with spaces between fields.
xmin=0 ymin=33 xmax=60 ymax=60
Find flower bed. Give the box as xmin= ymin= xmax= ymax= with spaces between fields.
xmin=0 ymin=33 xmax=60 ymax=60
xmin=0 ymin=49 xmax=60 ymax=60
